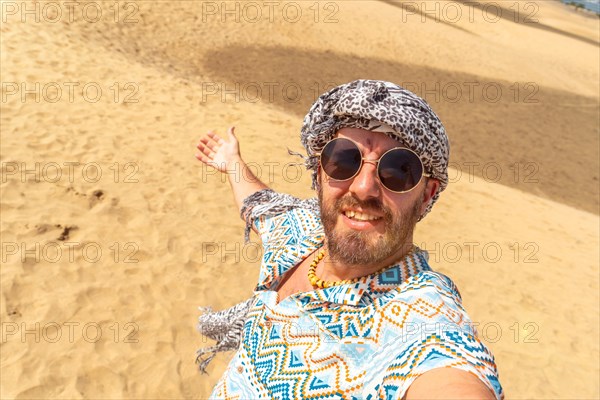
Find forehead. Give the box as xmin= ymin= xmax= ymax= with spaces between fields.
xmin=335 ymin=127 xmax=402 ymax=152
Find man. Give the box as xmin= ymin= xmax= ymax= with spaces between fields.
xmin=195 ymin=80 xmax=503 ymax=399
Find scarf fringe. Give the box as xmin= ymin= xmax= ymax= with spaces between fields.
xmin=196 ymin=298 xmax=254 ymax=374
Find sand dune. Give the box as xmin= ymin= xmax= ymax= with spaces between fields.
xmin=1 ymin=0 xmax=598 ymax=398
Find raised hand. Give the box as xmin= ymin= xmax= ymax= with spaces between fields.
xmin=195 ymin=126 xmax=241 ymax=173
xmin=195 ymin=126 xmax=269 ymax=215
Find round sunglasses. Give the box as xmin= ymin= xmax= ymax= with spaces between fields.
xmin=318 ymin=137 xmax=430 ymax=193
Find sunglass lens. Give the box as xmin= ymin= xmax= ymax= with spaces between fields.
xmin=321 ymin=138 xmax=362 ymax=180
xmin=379 ymin=149 xmax=424 ymax=192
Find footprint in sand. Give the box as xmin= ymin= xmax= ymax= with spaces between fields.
xmin=64 ymin=186 xmax=107 ymax=209
xmin=88 ymin=189 xmax=105 ymax=209
xmin=56 ymin=224 xmax=77 ymax=241
xmin=33 ymin=223 xmax=78 ymax=241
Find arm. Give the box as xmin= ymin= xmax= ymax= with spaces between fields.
xmin=403 ymin=368 xmax=497 ymax=400
xmin=195 ymin=126 xmax=269 ymax=216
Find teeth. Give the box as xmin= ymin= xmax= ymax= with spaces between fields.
xmin=344 ymin=210 xmax=380 ymax=221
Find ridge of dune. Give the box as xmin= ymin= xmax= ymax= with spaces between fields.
xmin=59 ymin=0 xmax=600 ymax=97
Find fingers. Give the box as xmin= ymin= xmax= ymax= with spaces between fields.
xmin=195 ymin=152 xmax=212 ymax=165
xmin=195 ymin=145 xmax=214 ymax=164
xmin=196 ymin=141 xmax=216 ymax=160
xmin=198 ymin=136 xmax=219 ymax=153
xmin=207 ymin=131 xmax=225 ymax=144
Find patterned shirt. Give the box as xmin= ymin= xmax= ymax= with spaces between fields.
xmin=210 ymin=207 xmax=504 ymax=399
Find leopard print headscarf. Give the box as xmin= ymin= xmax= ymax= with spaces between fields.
xmin=298 ymin=79 xmax=449 ymax=219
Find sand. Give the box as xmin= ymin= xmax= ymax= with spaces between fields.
xmin=1 ymin=0 xmax=598 ymax=398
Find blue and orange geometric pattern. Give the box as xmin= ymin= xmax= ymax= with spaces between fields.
xmin=210 ymin=208 xmax=504 ymax=399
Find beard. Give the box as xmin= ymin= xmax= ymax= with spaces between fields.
xmin=318 ymin=185 xmax=423 ymax=267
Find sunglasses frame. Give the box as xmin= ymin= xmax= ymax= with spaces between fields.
xmin=317 ymin=137 xmax=431 ymax=194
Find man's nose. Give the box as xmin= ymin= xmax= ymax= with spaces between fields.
xmin=348 ymin=160 xmax=381 ymax=200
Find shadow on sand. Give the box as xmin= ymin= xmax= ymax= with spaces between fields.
xmin=193 ymin=45 xmax=599 ymax=215
xmin=74 ymin=10 xmax=599 ymax=215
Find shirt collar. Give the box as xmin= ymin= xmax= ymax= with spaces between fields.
xmin=295 ymin=248 xmax=431 ymax=307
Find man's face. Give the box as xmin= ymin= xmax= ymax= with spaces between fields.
xmin=318 ymin=128 xmax=437 ymax=267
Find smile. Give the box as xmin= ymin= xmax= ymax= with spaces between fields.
xmin=342 ymin=209 xmax=382 ymax=221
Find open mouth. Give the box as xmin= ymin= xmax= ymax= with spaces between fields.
xmin=342 ymin=209 xmax=383 ymax=222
